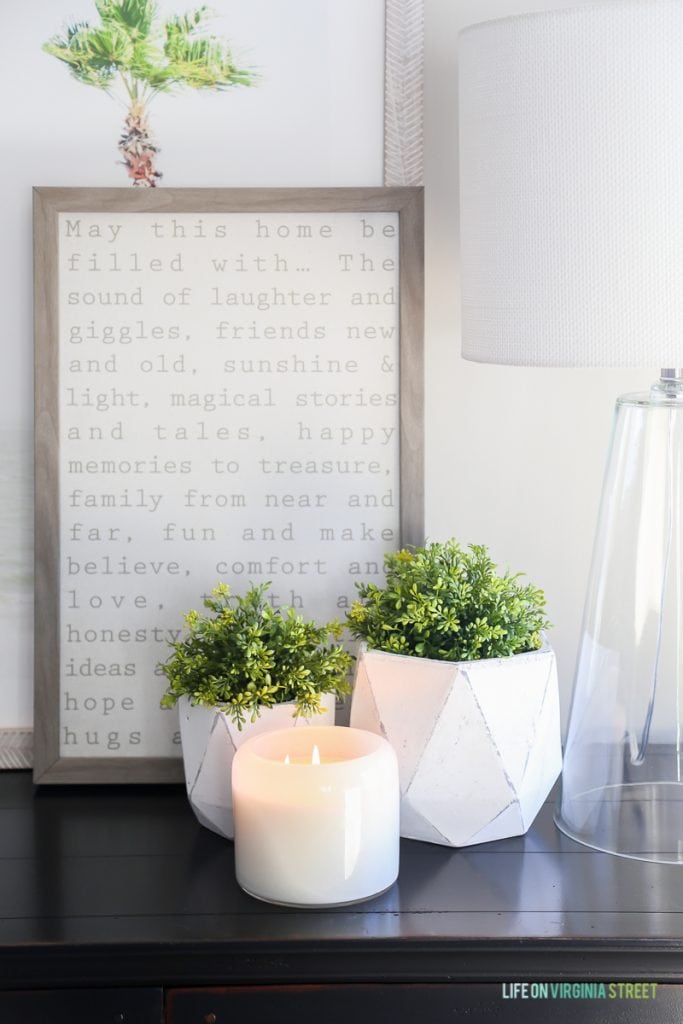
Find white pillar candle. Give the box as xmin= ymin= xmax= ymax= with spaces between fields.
xmin=232 ymin=725 xmax=400 ymax=907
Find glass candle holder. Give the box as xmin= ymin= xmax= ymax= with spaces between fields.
xmin=232 ymin=725 xmax=400 ymax=907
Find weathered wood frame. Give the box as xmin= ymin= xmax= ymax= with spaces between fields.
xmin=384 ymin=0 xmax=424 ymax=187
xmin=33 ymin=186 xmax=424 ymax=784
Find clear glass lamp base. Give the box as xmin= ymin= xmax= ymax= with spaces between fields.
xmin=556 ymin=373 xmax=683 ymax=864
xmin=555 ymin=780 xmax=683 ymax=864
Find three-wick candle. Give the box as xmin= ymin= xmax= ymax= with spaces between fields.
xmin=232 ymin=725 xmax=400 ymax=907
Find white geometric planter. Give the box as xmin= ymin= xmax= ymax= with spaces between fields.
xmin=178 ymin=695 xmax=336 ymax=839
xmin=350 ymin=643 xmax=561 ymax=847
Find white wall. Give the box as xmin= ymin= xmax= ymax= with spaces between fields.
xmin=425 ymin=0 xmax=647 ymax=726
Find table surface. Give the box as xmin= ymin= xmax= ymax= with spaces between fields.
xmin=1 ymin=771 xmax=683 ymax=989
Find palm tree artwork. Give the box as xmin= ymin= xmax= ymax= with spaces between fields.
xmin=44 ymin=0 xmax=255 ymax=186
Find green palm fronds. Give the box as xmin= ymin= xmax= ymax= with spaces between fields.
xmin=44 ymin=0 xmax=255 ymax=99
xmin=43 ymin=0 xmax=256 ymax=185
xmin=94 ymin=0 xmax=158 ymax=38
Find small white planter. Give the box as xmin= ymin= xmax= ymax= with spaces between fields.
xmin=350 ymin=643 xmax=561 ymax=847
xmin=178 ymin=695 xmax=336 ymax=839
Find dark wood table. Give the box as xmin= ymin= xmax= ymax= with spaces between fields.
xmin=1 ymin=771 xmax=682 ymax=1022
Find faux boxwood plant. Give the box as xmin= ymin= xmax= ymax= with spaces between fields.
xmin=347 ymin=540 xmax=550 ymax=662
xmin=160 ymin=583 xmax=352 ymax=727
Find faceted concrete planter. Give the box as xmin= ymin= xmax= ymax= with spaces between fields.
xmin=350 ymin=644 xmax=561 ymax=847
xmin=178 ymin=695 xmax=335 ymax=840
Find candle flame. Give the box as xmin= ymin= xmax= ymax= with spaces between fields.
xmin=284 ymin=754 xmax=291 ymax=765
xmin=311 ymin=744 xmax=321 ymax=765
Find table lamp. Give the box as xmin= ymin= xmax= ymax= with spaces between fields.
xmin=458 ymin=1 xmax=683 ymax=862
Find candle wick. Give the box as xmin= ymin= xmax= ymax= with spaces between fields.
xmin=311 ymin=744 xmax=321 ymax=765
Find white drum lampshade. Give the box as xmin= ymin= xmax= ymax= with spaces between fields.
xmin=458 ymin=1 xmax=683 ymax=862
xmin=459 ymin=0 xmax=683 ymax=368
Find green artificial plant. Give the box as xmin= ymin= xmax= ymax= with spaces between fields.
xmin=160 ymin=583 xmax=352 ymax=728
xmin=44 ymin=0 xmax=255 ymax=186
xmin=347 ymin=540 xmax=550 ymax=662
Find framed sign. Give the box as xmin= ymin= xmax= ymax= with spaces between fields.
xmin=34 ymin=187 xmax=424 ymax=783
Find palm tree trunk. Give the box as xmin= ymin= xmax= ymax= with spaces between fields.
xmin=119 ymin=100 xmax=161 ymax=187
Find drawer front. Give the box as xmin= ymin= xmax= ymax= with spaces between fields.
xmin=0 ymin=987 xmax=162 ymax=1024
xmin=167 ymin=983 xmax=678 ymax=1024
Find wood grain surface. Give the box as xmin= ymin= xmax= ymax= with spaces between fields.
xmin=1 ymin=774 xmax=683 ymax=991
